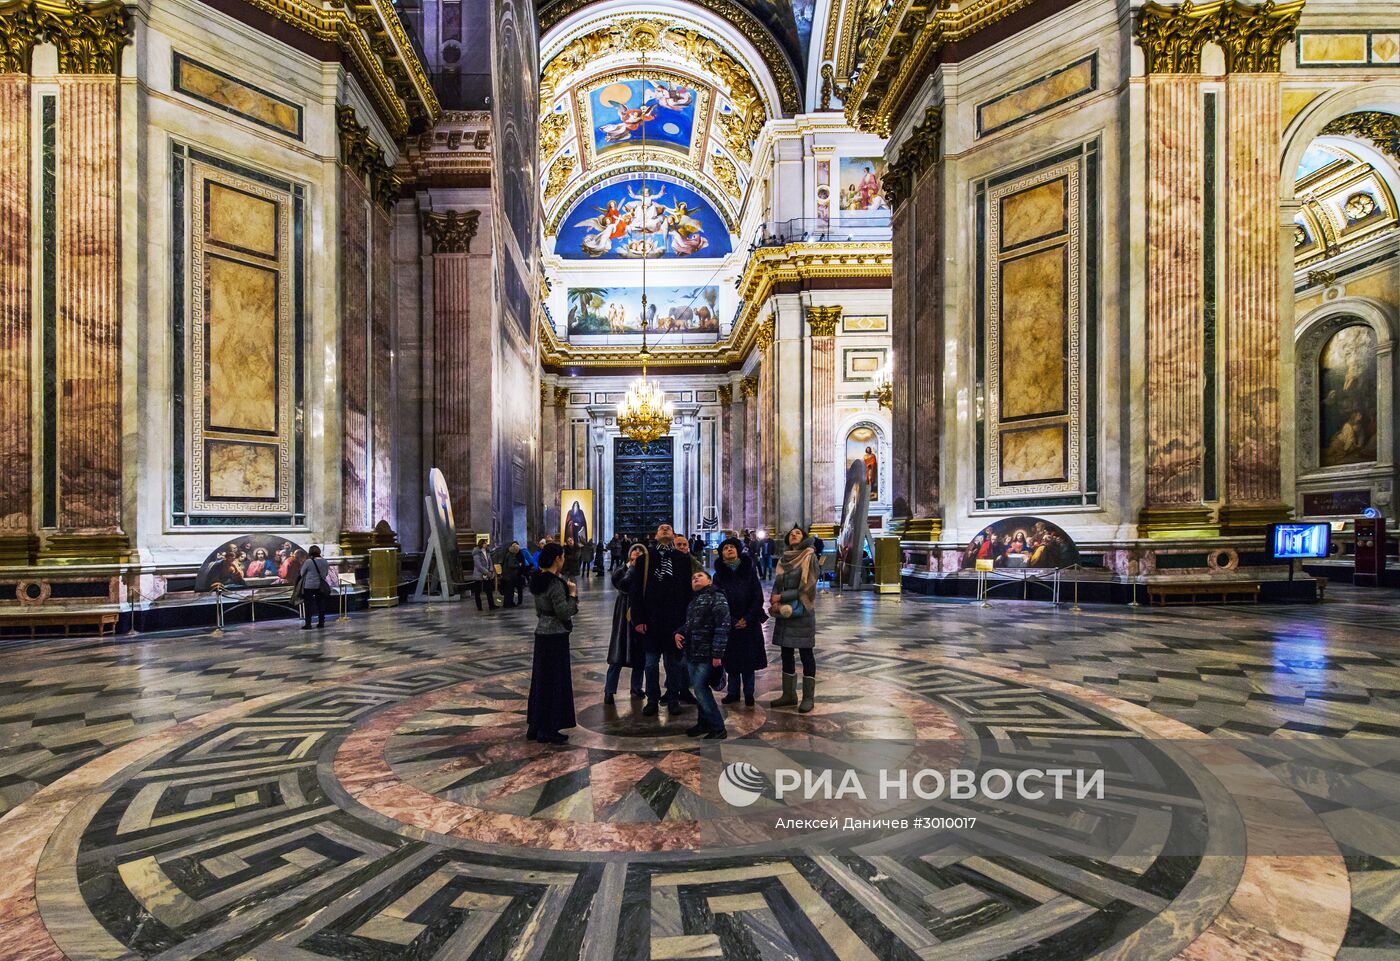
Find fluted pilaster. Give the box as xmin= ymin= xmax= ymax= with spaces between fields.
xmin=1222 ymin=72 xmax=1284 ymax=516
xmin=890 ymin=201 xmax=911 ymax=517
xmin=911 ymin=169 xmax=942 ymax=520
xmin=0 ymin=75 xmax=30 ymax=539
xmin=756 ymin=321 xmax=775 ymax=530
xmin=55 ymin=75 xmax=120 ymax=532
xmin=432 ymin=252 xmax=473 ymax=514
xmin=1143 ymin=75 xmax=1207 ymax=517
xmin=741 ymin=375 xmax=758 ymax=530
xmin=726 ymin=386 xmax=746 ymax=530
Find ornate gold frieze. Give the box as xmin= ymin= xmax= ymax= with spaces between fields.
xmin=1135 ymin=1 xmax=1225 ymax=74
xmin=806 ymin=305 xmax=842 ymax=336
xmin=0 ymin=2 xmax=42 ymax=73
xmin=543 ymin=153 xmax=574 ymax=201
xmin=884 ymin=106 xmax=942 ymax=211
xmin=715 ymin=108 xmax=753 ymax=164
xmin=423 ymin=209 xmax=481 ymax=254
xmin=338 ymin=104 xmax=400 ymax=207
xmin=1322 ymin=111 xmax=1400 ymax=162
xmin=1215 ymin=0 xmax=1304 ymax=73
xmin=540 ymin=110 xmax=570 ymax=159
xmin=538 ymin=3 xmax=799 ymax=116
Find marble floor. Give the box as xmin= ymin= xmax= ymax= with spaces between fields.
xmin=2 ymin=579 xmax=1399 ymax=960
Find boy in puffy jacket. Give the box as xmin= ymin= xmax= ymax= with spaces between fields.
xmin=674 ymin=569 xmax=730 ymax=739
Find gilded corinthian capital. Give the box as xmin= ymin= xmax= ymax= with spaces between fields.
xmin=1134 ymin=1 xmax=1225 ymax=74
xmin=740 ymin=376 xmax=758 ymax=398
xmin=754 ymin=319 xmax=775 ymax=351
xmin=0 ymin=4 xmax=41 ymax=73
xmin=35 ymin=0 xmax=131 ymax=74
xmin=423 ymin=209 xmax=481 ymax=254
xmin=806 ymin=305 xmax=842 ymax=337
xmin=1215 ymin=0 xmax=1304 ymax=73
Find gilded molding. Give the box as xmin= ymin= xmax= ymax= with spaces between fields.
xmin=423 ymin=209 xmax=481 ymax=254
xmin=538 ymin=2 xmax=799 ymax=116
xmin=1215 ymin=0 xmax=1304 ymax=73
xmin=885 ymin=106 xmax=942 ymax=211
xmin=338 ymin=104 xmax=400 ymax=207
xmin=1135 ymin=1 xmax=1224 ymax=74
xmin=806 ymin=305 xmax=842 ymax=336
xmin=0 ymin=2 xmax=41 ymax=73
xmin=1321 ymin=112 xmax=1400 ymax=162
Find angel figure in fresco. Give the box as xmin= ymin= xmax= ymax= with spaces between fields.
xmin=600 ymin=101 xmax=658 ymax=143
xmin=575 ymin=206 xmax=633 ymax=257
xmin=646 ymin=79 xmax=694 ymax=110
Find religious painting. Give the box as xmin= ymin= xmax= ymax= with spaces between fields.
xmin=566 ymin=285 xmax=720 ymax=335
xmin=960 ymin=516 xmax=1080 ymax=571
xmin=193 ymin=534 xmax=308 ymax=592
xmin=845 ymin=425 xmax=880 ymax=500
xmin=427 ymin=467 xmax=464 ymax=585
xmin=1319 ymin=323 xmax=1378 ymax=467
xmin=556 ymin=174 xmax=731 ymax=259
xmin=560 ymin=489 xmax=593 ymax=546
xmin=587 ymin=78 xmax=697 ymax=155
xmin=839 ymin=157 xmax=889 ymax=212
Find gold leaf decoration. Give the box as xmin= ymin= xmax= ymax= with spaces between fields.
xmin=543 ymin=153 xmax=576 ymax=201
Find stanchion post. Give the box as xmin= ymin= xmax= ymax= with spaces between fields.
xmin=979 ymin=570 xmax=990 ymax=608
xmin=337 ymin=574 xmax=350 ymax=623
xmin=212 ymin=586 xmax=225 ymax=636
xmin=1071 ymin=566 xmax=1082 ymax=614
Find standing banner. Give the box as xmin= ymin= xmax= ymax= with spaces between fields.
xmin=415 ymin=468 xmax=464 ymax=600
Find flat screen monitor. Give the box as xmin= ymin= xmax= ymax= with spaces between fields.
xmin=1269 ymin=522 xmax=1330 ymax=559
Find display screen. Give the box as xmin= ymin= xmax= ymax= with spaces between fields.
xmin=1269 ymin=523 xmax=1331 ymax=559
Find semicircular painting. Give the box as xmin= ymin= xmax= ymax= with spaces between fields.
xmin=556 ymin=174 xmax=731 ymax=259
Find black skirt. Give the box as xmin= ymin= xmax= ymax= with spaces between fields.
xmin=526 ymin=632 xmax=577 ymax=737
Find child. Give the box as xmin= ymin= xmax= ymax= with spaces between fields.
xmin=674 ymin=569 xmax=731 ymax=739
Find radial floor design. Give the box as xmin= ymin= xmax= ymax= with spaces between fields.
xmin=1 ymin=582 xmax=1398 ymax=960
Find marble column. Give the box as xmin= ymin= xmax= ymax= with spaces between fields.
xmin=340 ymin=174 xmax=372 ymax=534
xmin=755 ymin=320 xmax=775 ymax=532
xmin=741 ymin=375 xmax=758 ymax=530
xmin=807 ymin=306 xmax=840 ymax=523
xmin=554 ymin=387 xmax=568 ymax=498
xmin=371 ymin=207 xmax=394 ymax=529
xmin=0 ymin=69 xmax=33 ymax=562
xmin=425 ymin=210 xmax=481 ymax=521
xmin=718 ymin=384 xmax=734 ymax=525
xmin=1141 ymin=73 xmax=1211 ymax=531
xmin=539 ymin=384 xmax=555 ymax=516
xmin=890 ymin=200 xmax=912 ymax=519
xmin=1217 ymin=1 xmax=1300 ymax=531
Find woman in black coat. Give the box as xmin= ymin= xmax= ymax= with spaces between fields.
xmin=526 ymin=543 xmax=579 ymax=744
xmin=713 ymin=537 xmax=767 ymax=706
xmin=604 ymin=544 xmax=647 ymax=704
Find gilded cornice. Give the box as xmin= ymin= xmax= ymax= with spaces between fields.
xmin=1135 ymin=0 xmax=1304 ymax=75
xmin=538 ymin=2 xmax=799 ymax=116
xmin=538 ymin=242 xmax=891 ymax=370
xmin=1214 ymin=0 xmax=1304 ymax=73
xmin=1322 ymin=112 xmax=1400 ymax=163
xmin=806 ymin=305 xmax=842 ymax=336
xmin=423 ymin=209 xmax=481 ymax=254
xmin=339 ymin=104 xmax=402 ymax=207
xmin=843 ymin=0 xmax=1041 ymax=136
xmin=222 ymin=0 xmax=438 ymax=138
xmin=0 ymin=0 xmax=130 ymax=74
xmin=884 ymin=105 xmax=941 ymax=211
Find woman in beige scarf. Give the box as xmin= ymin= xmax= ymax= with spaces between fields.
xmin=769 ymin=525 xmax=818 ymax=713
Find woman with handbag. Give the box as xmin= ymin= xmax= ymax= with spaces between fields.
xmin=296 ymin=545 xmax=333 ymax=630
xmin=769 ymin=525 xmax=818 ymax=713
xmin=526 ymin=543 xmax=579 ymax=744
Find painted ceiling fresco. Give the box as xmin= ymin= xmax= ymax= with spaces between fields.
xmin=555 ymin=173 xmax=732 ymax=259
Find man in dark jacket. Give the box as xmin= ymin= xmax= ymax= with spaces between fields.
xmin=629 ymin=523 xmax=695 ymax=716
xmin=500 ymin=541 xmax=528 ymax=607
xmin=675 ymin=569 xmax=729 ymax=738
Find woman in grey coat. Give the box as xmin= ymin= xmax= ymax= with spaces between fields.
xmin=526 ymin=543 xmax=579 ymax=744
xmin=769 ymin=525 xmax=818 ymax=713
xmin=470 ymin=540 xmax=497 ymax=611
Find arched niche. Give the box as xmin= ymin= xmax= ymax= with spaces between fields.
xmin=837 ymin=416 xmax=891 ymax=516
xmin=1294 ymin=297 xmax=1397 ymax=518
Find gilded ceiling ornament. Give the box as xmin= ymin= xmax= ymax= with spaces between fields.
xmin=540 ymin=110 xmax=570 ymax=158
xmin=715 ymin=108 xmax=754 ymax=164
xmin=0 ymin=3 xmax=41 ymax=73
xmin=423 ymin=209 xmax=481 ymax=254
xmin=1134 ymin=0 xmax=1224 ymax=74
xmin=1214 ymin=0 xmax=1304 ymax=74
xmin=32 ymin=0 xmax=130 ymax=75
xmin=711 ymin=153 xmax=743 ymax=198
xmin=543 ymin=153 xmax=575 ymax=201
xmin=1322 ymin=112 xmax=1400 ymax=163
xmin=806 ymin=305 xmax=842 ymax=336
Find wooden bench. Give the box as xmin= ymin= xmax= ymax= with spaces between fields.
xmin=1147 ymin=582 xmax=1261 ymax=606
xmin=0 ymin=610 xmax=120 ymax=637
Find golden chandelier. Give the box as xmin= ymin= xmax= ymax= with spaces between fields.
xmin=616 ymin=62 xmax=674 ymax=446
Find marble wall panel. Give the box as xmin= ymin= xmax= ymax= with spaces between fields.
xmin=183 ymin=152 xmax=297 ymax=519
xmin=1000 ymin=424 xmax=1067 ymax=485
xmin=999 ymin=179 xmax=1067 ymax=251
xmin=999 ymin=246 xmax=1068 ymax=420
xmin=977 ymin=56 xmax=1097 ymax=138
xmin=0 ymin=77 xmax=30 ymax=532
xmin=173 ymin=53 xmax=303 ymax=139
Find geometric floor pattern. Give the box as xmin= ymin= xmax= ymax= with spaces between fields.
xmin=2 ymin=580 xmax=1400 ymax=959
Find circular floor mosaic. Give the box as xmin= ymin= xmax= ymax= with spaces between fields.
xmin=23 ymin=643 xmax=1334 ymax=961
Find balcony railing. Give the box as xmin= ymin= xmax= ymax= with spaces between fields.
xmin=749 ymin=215 xmax=892 ymax=249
